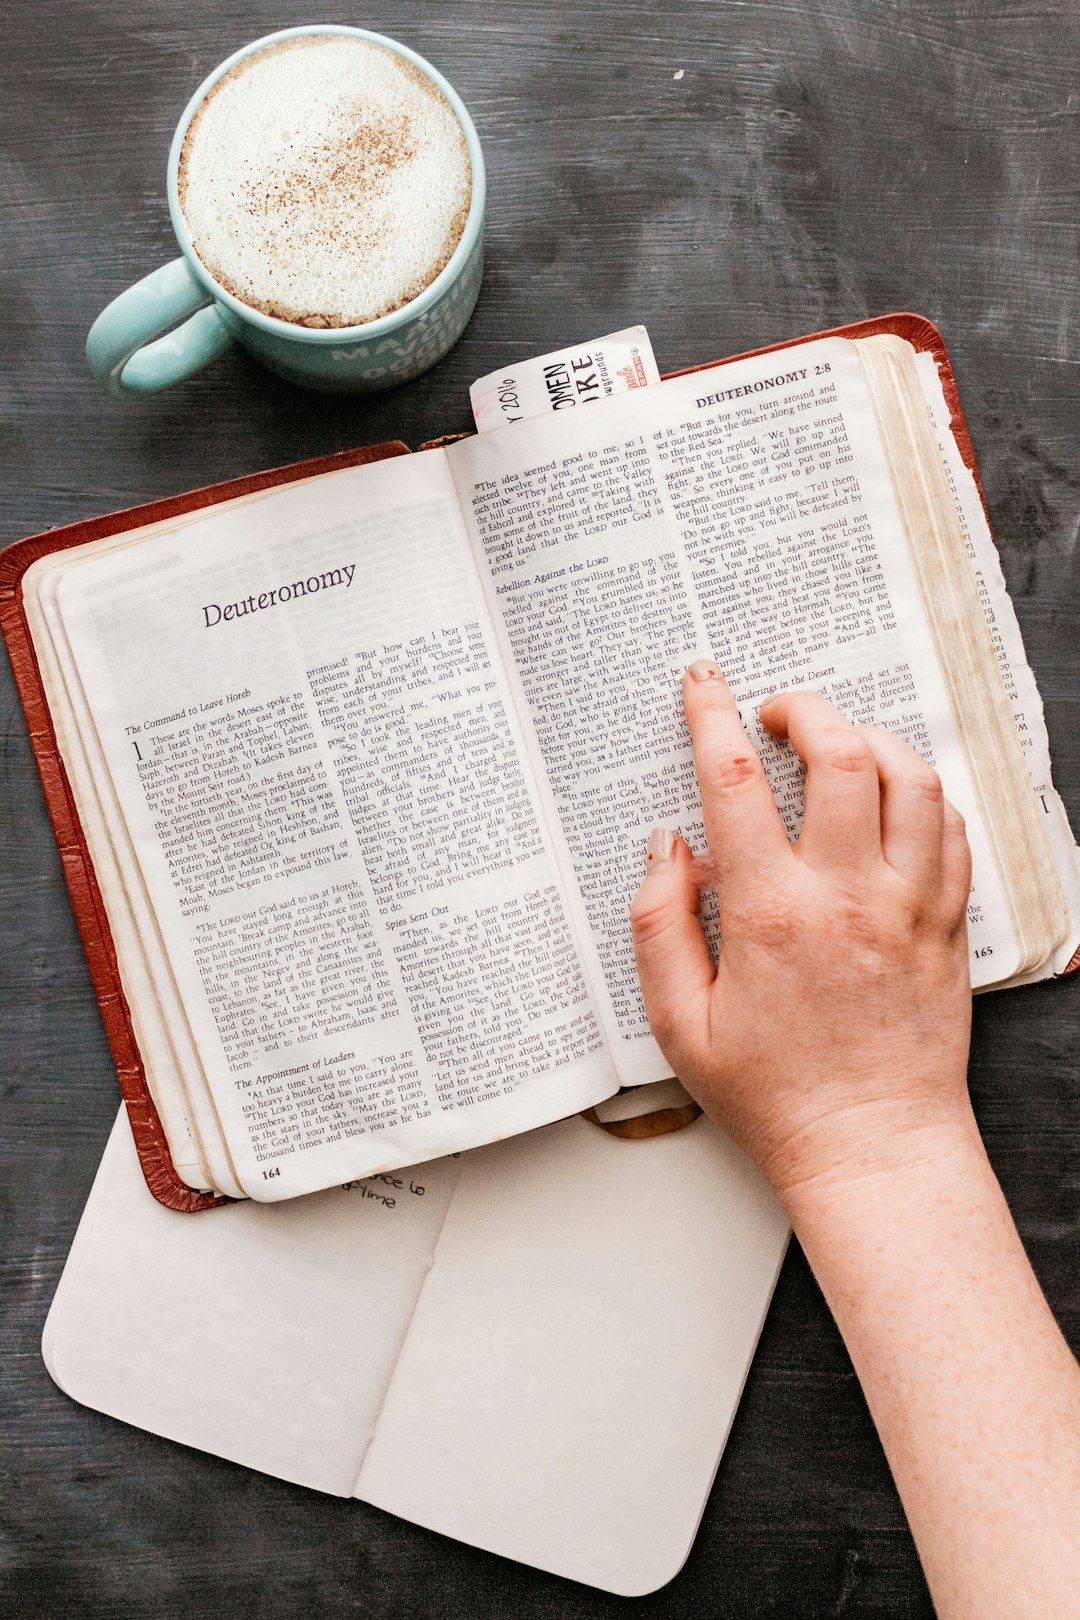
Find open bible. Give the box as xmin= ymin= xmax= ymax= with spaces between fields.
xmin=5 ymin=314 xmax=1079 ymax=1207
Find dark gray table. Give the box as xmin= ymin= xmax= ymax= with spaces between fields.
xmin=3 ymin=2 xmax=1078 ymax=1615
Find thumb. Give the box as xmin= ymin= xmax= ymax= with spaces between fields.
xmin=630 ymin=828 xmax=716 ymax=1054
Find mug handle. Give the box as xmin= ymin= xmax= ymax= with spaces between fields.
xmin=86 ymin=257 xmax=235 ymax=398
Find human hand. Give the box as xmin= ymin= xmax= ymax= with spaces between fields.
xmin=630 ymin=663 xmax=974 ymax=1206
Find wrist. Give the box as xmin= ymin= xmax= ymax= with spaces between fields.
xmin=773 ymin=1101 xmax=989 ymax=1233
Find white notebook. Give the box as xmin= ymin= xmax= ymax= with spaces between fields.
xmin=44 ymin=1087 xmax=788 ymax=1595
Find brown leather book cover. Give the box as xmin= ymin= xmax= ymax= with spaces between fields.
xmin=2 ymin=313 xmax=1069 ymax=1212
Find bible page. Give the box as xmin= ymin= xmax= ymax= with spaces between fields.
xmin=447 ymin=338 xmax=1023 ymax=1083
xmin=53 ymin=452 xmax=615 ymax=1199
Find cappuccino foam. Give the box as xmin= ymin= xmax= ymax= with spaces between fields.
xmin=178 ymin=36 xmax=472 ymax=328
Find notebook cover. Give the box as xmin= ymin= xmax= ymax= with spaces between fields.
xmin=0 ymin=441 xmax=410 ymax=1212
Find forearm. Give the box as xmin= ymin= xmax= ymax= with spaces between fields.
xmin=786 ymin=1107 xmax=1080 ymax=1620
xmin=632 ymin=674 xmax=1080 ymax=1613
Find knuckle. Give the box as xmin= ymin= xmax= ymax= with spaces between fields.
xmin=712 ymin=750 xmax=765 ymax=792
xmin=821 ymin=896 xmax=905 ymax=969
xmin=822 ymin=735 xmax=873 ymax=775
xmin=943 ymin=799 xmax=967 ymax=833
xmin=629 ymin=890 xmax=673 ymax=944
xmin=905 ymin=762 xmax=944 ymax=804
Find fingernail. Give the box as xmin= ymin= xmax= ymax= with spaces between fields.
xmin=646 ymin=826 xmax=677 ymax=865
xmin=688 ymin=658 xmax=721 ymax=682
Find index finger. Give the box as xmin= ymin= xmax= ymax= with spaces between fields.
xmin=683 ymin=661 xmax=792 ymax=911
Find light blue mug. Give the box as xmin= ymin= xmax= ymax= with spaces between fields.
xmin=86 ymin=26 xmax=485 ymax=397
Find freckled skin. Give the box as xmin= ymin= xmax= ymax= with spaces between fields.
xmin=633 ymin=670 xmax=1080 ymax=1620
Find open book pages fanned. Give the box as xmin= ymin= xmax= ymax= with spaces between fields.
xmin=11 ymin=317 xmax=1080 ymax=1204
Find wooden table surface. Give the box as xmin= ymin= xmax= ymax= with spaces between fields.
xmin=3 ymin=2 xmax=1079 ymax=1615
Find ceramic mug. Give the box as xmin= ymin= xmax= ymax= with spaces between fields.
xmin=86 ymin=26 xmax=486 ymax=397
